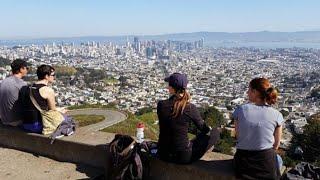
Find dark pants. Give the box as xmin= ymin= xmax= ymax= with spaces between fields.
xmin=234 ymin=148 xmax=280 ymax=180
xmin=160 ymin=129 xmax=219 ymax=164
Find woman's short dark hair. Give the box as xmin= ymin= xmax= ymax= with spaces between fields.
xmin=36 ymin=65 xmax=55 ymax=80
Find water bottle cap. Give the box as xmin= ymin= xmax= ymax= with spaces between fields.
xmin=137 ymin=122 xmax=144 ymax=128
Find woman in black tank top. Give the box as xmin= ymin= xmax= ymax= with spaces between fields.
xmin=31 ymin=83 xmax=49 ymax=111
xmin=22 ymin=65 xmax=67 ymax=133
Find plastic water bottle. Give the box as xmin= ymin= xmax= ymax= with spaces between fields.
xmin=136 ymin=122 xmax=144 ymax=143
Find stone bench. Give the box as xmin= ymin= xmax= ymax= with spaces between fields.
xmin=0 ymin=125 xmax=235 ymax=179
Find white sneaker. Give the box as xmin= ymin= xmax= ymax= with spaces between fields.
xmin=55 ymin=134 xmax=64 ymax=139
xmin=67 ymin=131 xmax=74 ymax=136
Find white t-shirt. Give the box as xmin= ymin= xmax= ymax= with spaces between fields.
xmin=233 ymin=103 xmax=284 ymax=150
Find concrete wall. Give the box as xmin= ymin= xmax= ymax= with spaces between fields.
xmin=0 ymin=125 xmax=235 ymax=180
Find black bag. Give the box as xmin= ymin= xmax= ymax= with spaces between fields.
xmin=282 ymin=162 xmax=320 ymax=180
xmin=108 ymin=134 xmax=151 ymax=180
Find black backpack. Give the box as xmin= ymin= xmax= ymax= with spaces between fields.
xmin=108 ymin=134 xmax=151 ymax=180
xmin=282 ymin=162 xmax=320 ymax=180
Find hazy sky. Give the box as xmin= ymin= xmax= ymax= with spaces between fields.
xmin=1 ymin=0 xmax=320 ymax=38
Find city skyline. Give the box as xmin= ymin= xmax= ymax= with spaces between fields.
xmin=1 ymin=0 xmax=320 ymax=39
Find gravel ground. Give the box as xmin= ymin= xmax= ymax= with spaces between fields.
xmin=0 ymin=147 xmax=104 ymax=180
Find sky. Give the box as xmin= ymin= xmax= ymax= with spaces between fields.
xmin=1 ymin=0 xmax=320 ymax=39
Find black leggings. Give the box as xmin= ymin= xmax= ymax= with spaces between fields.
xmin=160 ymin=129 xmax=219 ymax=164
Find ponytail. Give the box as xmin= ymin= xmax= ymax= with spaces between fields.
xmin=265 ymin=87 xmax=278 ymax=105
xmin=249 ymin=77 xmax=279 ymax=105
xmin=172 ymin=89 xmax=190 ymax=118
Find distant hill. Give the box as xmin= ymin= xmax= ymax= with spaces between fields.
xmin=141 ymin=31 xmax=320 ymax=42
xmin=1 ymin=31 xmax=320 ymax=47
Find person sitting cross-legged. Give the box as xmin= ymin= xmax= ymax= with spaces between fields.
xmin=157 ymin=73 xmax=219 ymax=164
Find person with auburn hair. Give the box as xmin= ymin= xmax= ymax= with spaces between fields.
xmin=233 ymin=77 xmax=283 ymax=180
xmin=157 ymin=73 xmax=219 ymax=164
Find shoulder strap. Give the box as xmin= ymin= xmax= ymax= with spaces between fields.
xmin=29 ymin=87 xmax=44 ymax=113
xmin=119 ymin=141 xmax=136 ymax=156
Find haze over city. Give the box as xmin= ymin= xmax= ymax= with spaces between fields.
xmin=0 ymin=0 xmax=320 ymax=179
xmin=1 ymin=0 xmax=320 ymax=39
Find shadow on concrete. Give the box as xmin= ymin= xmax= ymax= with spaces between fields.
xmin=195 ymin=159 xmax=235 ymax=177
xmin=75 ymin=143 xmax=110 ymax=180
xmin=75 ymin=163 xmax=105 ymax=180
xmin=149 ymin=156 xmax=235 ymax=180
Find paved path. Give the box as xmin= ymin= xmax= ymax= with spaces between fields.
xmin=67 ymin=108 xmax=127 ymax=132
xmin=0 ymin=147 xmax=103 ymax=180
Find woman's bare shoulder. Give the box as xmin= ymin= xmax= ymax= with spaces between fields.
xmin=39 ymin=86 xmax=55 ymax=98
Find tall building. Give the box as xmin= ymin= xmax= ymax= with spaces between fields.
xmin=133 ymin=37 xmax=140 ymax=53
xmin=116 ymin=48 xmax=121 ymax=55
xmin=200 ymin=38 xmax=204 ymax=48
xmin=146 ymin=47 xmax=152 ymax=58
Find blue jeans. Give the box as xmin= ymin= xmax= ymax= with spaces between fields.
xmin=22 ymin=121 xmax=43 ymax=133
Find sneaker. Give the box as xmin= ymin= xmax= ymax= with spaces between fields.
xmin=55 ymin=134 xmax=64 ymax=139
xmin=67 ymin=131 xmax=74 ymax=136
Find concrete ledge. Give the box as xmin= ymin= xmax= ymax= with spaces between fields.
xmin=0 ymin=125 xmax=235 ymax=179
xmin=150 ymin=153 xmax=235 ymax=180
xmin=0 ymin=124 xmax=112 ymax=169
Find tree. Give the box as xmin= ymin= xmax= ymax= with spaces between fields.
xmin=105 ymin=102 xmax=118 ymax=109
xmin=280 ymin=109 xmax=290 ymax=117
xmin=311 ymin=88 xmax=320 ymax=98
xmin=214 ymin=128 xmax=235 ymax=155
xmin=189 ymin=105 xmax=225 ymax=134
xmin=288 ymin=113 xmax=320 ymax=166
xmin=54 ymin=65 xmax=77 ymax=77
xmin=0 ymin=57 xmax=11 ymax=67
xmin=301 ymin=114 xmax=320 ymax=165
xmin=199 ymin=106 xmax=225 ymax=127
xmin=136 ymin=107 xmax=153 ymax=116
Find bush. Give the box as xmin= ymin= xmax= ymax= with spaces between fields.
xmin=214 ymin=128 xmax=235 ymax=155
xmin=311 ymin=88 xmax=320 ymax=98
xmin=287 ymin=113 xmax=320 ymax=166
xmin=199 ymin=106 xmax=225 ymax=127
xmin=102 ymin=112 xmax=159 ymax=140
xmin=282 ymin=155 xmax=297 ymax=168
xmin=300 ymin=116 xmax=320 ymax=162
xmin=0 ymin=57 xmax=11 ymax=67
xmin=189 ymin=106 xmax=225 ymax=134
xmin=214 ymin=139 xmax=233 ymax=155
xmin=280 ymin=109 xmax=290 ymax=117
xmin=54 ymin=65 xmax=77 ymax=77
xmin=135 ymin=107 xmax=153 ymax=116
